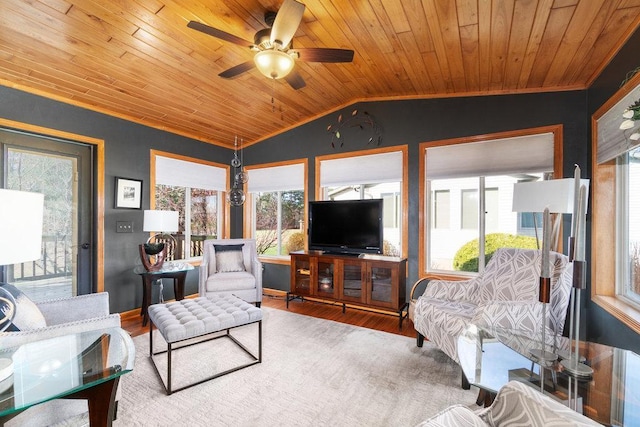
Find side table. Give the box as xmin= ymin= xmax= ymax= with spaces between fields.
xmin=0 ymin=327 xmax=134 ymax=427
xmin=134 ymin=262 xmax=194 ymax=326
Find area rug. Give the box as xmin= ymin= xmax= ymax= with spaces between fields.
xmin=110 ymin=307 xmax=477 ymax=426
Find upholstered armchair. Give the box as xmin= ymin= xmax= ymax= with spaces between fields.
xmin=0 ymin=291 xmax=121 ymax=348
xmin=198 ymin=238 xmax=263 ymax=305
xmin=410 ymin=248 xmax=573 ymax=365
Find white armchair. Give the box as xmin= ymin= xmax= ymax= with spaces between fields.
xmin=410 ymin=248 xmax=573 ymax=366
xmin=198 ymin=238 xmax=263 ymax=305
xmin=0 ymin=292 xmax=121 ymax=348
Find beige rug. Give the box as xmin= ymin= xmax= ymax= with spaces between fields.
xmin=113 ymin=307 xmax=477 ymax=426
xmin=12 ymin=307 xmax=477 ymax=426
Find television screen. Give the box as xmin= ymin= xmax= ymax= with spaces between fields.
xmin=308 ymin=199 xmax=383 ymax=255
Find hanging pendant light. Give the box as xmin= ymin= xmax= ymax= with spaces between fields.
xmin=227 ymin=136 xmax=247 ymax=206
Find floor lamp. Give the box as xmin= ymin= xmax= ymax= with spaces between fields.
xmin=512 ymin=178 xmax=576 ymax=390
xmin=560 ymin=166 xmax=593 ymax=379
xmin=0 ymin=189 xmax=44 ymax=383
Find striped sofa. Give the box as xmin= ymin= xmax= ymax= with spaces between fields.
xmin=410 ymin=248 xmax=573 ymax=364
xmin=416 ymin=380 xmax=601 ymax=426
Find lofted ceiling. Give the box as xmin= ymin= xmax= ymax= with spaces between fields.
xmin=1 ymin=0 xmax=640 ymax=149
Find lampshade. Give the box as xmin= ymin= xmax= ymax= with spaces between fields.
xmin=0 ymin=189 xmax=44 ymax=265
xmin=512 ymin=178 xmax=589 ymax=214
xmin=254 ymin=50 xmax=294 ymax=80
xmin=143 ymin=210 xmax=179 ymax=233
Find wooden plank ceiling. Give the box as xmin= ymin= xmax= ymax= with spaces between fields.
xmin=1 ymin=0 xmax=640 ymax=149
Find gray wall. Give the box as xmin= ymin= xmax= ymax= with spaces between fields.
xmin=248 ymin=91 xmax=588 ymax=291
xmin=584 ymin=26 xmax=640 ymax=351
xmin=0 ymin=87 xmax=231 ymax=313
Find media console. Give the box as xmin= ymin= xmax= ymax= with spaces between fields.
xmin=288 ymin=250 xmax=408 ymax=329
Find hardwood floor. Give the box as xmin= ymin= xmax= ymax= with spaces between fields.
xmin=121 ymin=291 xmax=418 ymax=339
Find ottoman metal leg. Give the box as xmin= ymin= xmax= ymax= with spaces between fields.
xmin=149 ymin=319 xmax=262 ymax=395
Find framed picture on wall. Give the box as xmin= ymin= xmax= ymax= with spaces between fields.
xmin=115 ymin=177 xmax=143 ymax=209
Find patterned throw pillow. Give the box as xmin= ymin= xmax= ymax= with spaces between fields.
xmin=0 ymin=284 xmax=47 ymax=331
xmin=214 ymin=244 xmax=245 ymax=273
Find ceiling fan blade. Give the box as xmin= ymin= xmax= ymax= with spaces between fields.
xmin=187 ymin=21 xmax=252 ymax=47
xmin=219 ymin=61 xmax=255 ymax=79
xmin=284 ymin=70 xmax=306 ymax=90
xmin=293 ymin=48 xmax=354 ymax=63
xmin=270 ymin=0 xmax=305 ymax=48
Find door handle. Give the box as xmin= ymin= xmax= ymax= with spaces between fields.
xmin=81 ymin=243 xmax=90 ymax=249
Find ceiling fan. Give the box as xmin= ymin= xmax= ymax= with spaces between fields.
xmin=187 ymin=0 xmax=354 ymax=90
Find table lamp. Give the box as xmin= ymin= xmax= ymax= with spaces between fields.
xmin=140 ymin=210 xmax=179 ymax=271
xmin=0 ymin=189 xmax=44 ymax=383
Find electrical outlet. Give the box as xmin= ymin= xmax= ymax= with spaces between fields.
xmin=116 ymin=221 xmax=134 ymax=233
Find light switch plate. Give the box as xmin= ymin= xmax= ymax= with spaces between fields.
xmin=116 ymin=221 xmax=134 ymax=233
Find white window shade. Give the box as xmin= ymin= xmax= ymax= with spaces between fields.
xmin=596 ymin=83 xmax=640 ymax=164
xmin=156 ymin=156 xmax=227 ymax=191
xmin=247 ymin=163 xmax=304 ymax=193
xmin=320 ymin=151 xmax=403 ymax=187
xmin=426 ymin=133 xmax=554 ymax=180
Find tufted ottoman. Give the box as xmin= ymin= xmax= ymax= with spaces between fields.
xmin=148 ymin=293 xmax=262 ymax=394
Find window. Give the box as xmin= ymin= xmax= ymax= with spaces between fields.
xmin=592 ymin=74 xmax=640 ymax=334
xmin=433 ymin=190 xmax=450 ymax=229
xmin=616 ymin=148 xmax=640 ymax=308
xmin=461 ymin=189 xmax=478 ymax=229
xmin=246 ymin=161 xmax=306 ymax=257
xmin=420 ymin=127 xmax=561 ymax=275
xmin=152 ymin=152 xmax=228 ymax=261
xmin=617 ymin=148 xmax=640 ymax=306
xmin=317 ymin=148 xmax=407 ymax=257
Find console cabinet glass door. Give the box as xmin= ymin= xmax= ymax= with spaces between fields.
xmin=315 ymin=260 xmax=336 ymax=298
xmin=340 ymin=260 xmax=364 ymax=303
xmin=292 ymin=257 xmax=312 ymax=295
xmin=366 ymin=262 xmax=397 ymax=309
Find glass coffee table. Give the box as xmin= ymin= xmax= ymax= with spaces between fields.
xmin=0 ymin=327 xmax=135 ymax=426
xmin=458 ymin=323 xmax=640 ymax=426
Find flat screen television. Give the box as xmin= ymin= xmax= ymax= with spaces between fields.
xmin=308 ymin=199 xmax=383 ymax=255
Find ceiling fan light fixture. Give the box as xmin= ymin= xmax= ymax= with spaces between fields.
xmin=254 ymin=49 xmax=294 ymax=79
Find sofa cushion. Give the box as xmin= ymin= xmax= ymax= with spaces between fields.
xmin=416 ymin=405 xmax=487 ymax=427
xmin=0 ymin=284 xmax=46 ymax=331
xmin=206 ymin=271 xmax=256 ymax=292
xmin=479 ymin=381 xmax=602 ymax=426
xmin=214 ymin=244 xmax=245 ymax=273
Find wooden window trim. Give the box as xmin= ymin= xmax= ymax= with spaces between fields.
xmin=418 ymin=125 xmax=564 ymax=279
xmin=591 ymin=73 xmax=640 ymax=334
xmin=314 ymin=145 xmax=409 ymax=259
xmin=150 ymin=149 xmax=231 ymax=250
xmin=243 ymin=158 xmax=308 ymax=264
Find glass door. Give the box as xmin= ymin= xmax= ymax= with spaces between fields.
xmin=292 ymin=256 xmax=312 ymax=295
xmin=367 ymin=262 xmax=394 ymax=308
xmin=1 ymin=129 xmax=93 ymax=301
xmin=341 ymin=260 xmax=363 ymax=303
xmin=315 ymin=259 xmax=335 ymax=297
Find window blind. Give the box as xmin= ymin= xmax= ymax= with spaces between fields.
xmin=596 ymin=83 xmax=640 ymax=164
xmin=319 ymin=151 xmax=403 ymax=187
xmin=247 ymin=163 xmax=305 ymax=193
xmin=425 ymin=133 xmax=554 ymax=180
xmin=155 ymin=156 xmax=227 ymax=191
